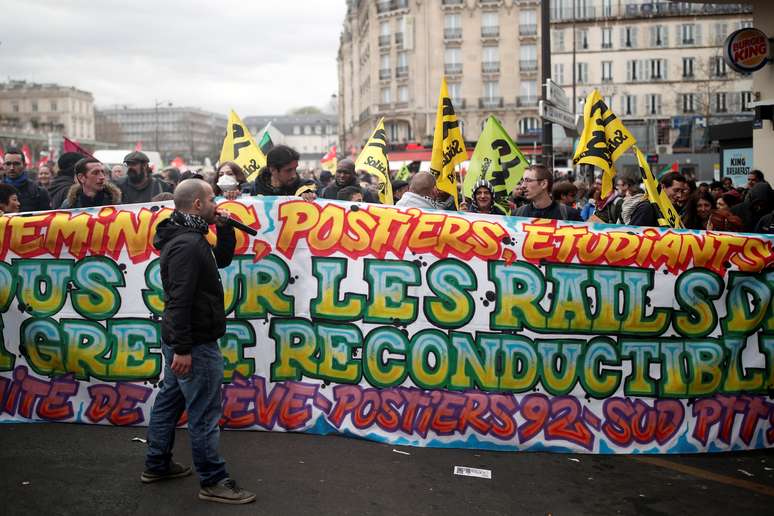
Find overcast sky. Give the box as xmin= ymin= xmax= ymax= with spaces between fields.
xmin=3 ymin=0 xmax=347 ymax=116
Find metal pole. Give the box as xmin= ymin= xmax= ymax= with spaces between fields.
xmin=540 ymin=0 xmax=553 ymax=167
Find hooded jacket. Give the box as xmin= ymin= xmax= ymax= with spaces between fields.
xmin=153 ymin=217 xmax=236 ymax=355
xmin=249 ymin=167 xmax=317 ymax=197
xmin=732 ymin=182 xmax=773 ymax=232
xmin=395 ymin=191 xmax=439 ymax=210
xmin=60 ymin=182 xmax=121 ymax=209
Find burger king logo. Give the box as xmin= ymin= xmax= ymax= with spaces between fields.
xmin=723 ymin=28 xmax=770 ymax=74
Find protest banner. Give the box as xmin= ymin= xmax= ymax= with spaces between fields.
xmin=355 ymin=118 xmax=394 ymax=205
xmin=430 ymin=77 xmax=466 ymax=209
xmin=464 ymin=115 xmax=527 ymax=213
xmin=1 ymin=199 xmax=774 ymax=454
xmin=219 ymin=110 xmax=267 ymax=182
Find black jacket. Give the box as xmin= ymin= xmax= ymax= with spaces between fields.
xmin=732 ymin=182 xmax=774 ymax=232
xmin=154 ymin=217 xmax=236 ymax=355
xmin=12 ymin=179 xmax=51 ymax=213
xmin=249 ymin=167 xmax=317 ymax=197
xmin=629 ymin=200 xmax=660 ymax=227
xmin=513 ymin=201 xmax=582 ymax=221
xmin=49 ymin=175 xmax=76 ymax=209
xmin=321 ymin=178 xmax=378 ymax=203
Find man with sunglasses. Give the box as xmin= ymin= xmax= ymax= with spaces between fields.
xmin=513 ymin=164 xmax=581 ymax=221
xmin=2 ymin=147 xmax=50 ymax=212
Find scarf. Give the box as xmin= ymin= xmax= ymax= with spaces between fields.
xmin=621 ymin=193 xmax=645 ymax=225
xmin=170 ymin=210 xmax=209 ymax=234
xmin=4 ymin=171 xmax=28 ymax=189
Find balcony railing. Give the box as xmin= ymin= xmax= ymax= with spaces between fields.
xmin=442 ymin=0 xmax=463 ymax=5
xmin=379 ymin=69 xmax=391 ymax=80
xmin=378 ymin=35 xmax=391 ymax=47
xmin=517 ymin=96 xmax=538 ymax=107
xmin=481 ymin=26 xmax=500 ymax=38
xmin=550 ymin=2 xmax=751 ymax=23
xmin=519 ymin=24 xmax=537 ymax=36
xmin=482 ymin=61 xmax=500 ymax=73
xmin=479 ymin=97 xmax=504 ymax=109
xmin=444 ymin=63 xmax=463 ymax=74
xmin=378 ymin=103 xmax=393 ymax=112
xmin=452 ymin=98 xmax=466 ymax=109
xmin=394 ymin=101 xmax=409 ymax=110
xmin=395 ymin=66 xmax=409 ymax=78
xmin=519 ymin=59 xmax=538 ymax=71
xmin=377 ymin=0 xmax=408 ymax=14
xmin=444 ymin=27 xmax=462 ymax=40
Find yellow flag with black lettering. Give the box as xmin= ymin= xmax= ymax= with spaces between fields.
xmin=219 ymin=110 xmax=267 ymax=182
xmin=634 ymin=147 xmax=683 ymax=228
xmin=430 ymin=77 xmax=466 ymax=209
xmin=355 ymin=117 xmax=393 ymax=205
xmin=464 ymin=115 xmax=527 ymax=213
xmin=573 ymin=90 xmax=636 ymax=199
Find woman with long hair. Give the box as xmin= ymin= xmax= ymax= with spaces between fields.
xmin=682 ymin=191 xmax=715 ymax=230
xmin=216 ymin=161 xmax=248 ymax=199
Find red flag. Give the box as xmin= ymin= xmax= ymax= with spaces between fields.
xmin=135 ymin=142 xmax=143 ymax=151
xmin=320 ymin=145 xmax=336 ymax=164
xmin=0 ymin=145 xmax=4 ymax=165
xmin=63 ymin=137 xmax=94 ymax=158
xmin=21 ymin=144 xmax=32 ymax=167
xmin=171 ymin=156 xmax=185 ymax=168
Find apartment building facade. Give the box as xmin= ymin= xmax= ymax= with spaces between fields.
xmin=96 ymin=106 xmax=227 ymax=164
xmin=550 ymin=0 xmax=754 ymax=166
xmin=338 ymin=0 xmax=543 ymax=155
xmin=244 ymin=114 xmax=338 ymax=170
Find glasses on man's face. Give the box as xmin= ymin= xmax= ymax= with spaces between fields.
xmin=521 ymin=177 xmax=542 ymax=183
xmin=4 ymin=161 xmax=23 ymax=167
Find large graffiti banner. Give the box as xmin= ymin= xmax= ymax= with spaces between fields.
xmin=1 ymin=197 xmax=774 ymax=454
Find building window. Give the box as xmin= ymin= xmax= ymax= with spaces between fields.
xmin=483 ymin=80 xmax=499 ymax=100
xmin=483 ymin=45 xmax=499 ymax=66
xmin=381 ymin=87 xmax=391 ymax=104
xmin=651 ymin=25 xmax=667 ymax=47
xmin=646 ymin=94 xmax=662 ymax=115
xmin=293 ymin=125 xmax=300 ymax=135
xmin=714 ymin=92 xmax=727 ymax=113
xmin=683 ymin=57 xmax=695 ymax=78
xmin=622 ymin=95 xmax=636 ymax=116
xmin=32 ymin=101 xmax=38 ymax=112
xmin=741 ymin=91 xmax=753 ymax=111
xmin=714 ymin=23 xmax=728 ymax=45
xmin=519 ymin=10 xmax=536 ymax=35
xmin=681 ymin=24 xmax=695 ymax=45
xmin=622 ymin=27 xmax=637 ymax=48
xmin=444 ymin=13 xmax=462 ymax=39
xmin=626 ymin=60 xmax=642 ymax=81
xmin=481 ymin=11 xmax=499 ymax=37
xmin=315 ymin=125 xmax=322 ymax=135
xmin=649 ymin=59 xmax=667 ymax=80
xmin=601 ymin=27 xmax=612 ymax=49
xmin=551 ymin=29 xmax=565 ymax=52
xmin=577 ymin=29 xmax=589 ymax=50
xmin=518 ymin=117 xmax=539 ymax=135
xmin=681 ymin=93 xmax=696 ymax=113
xmin=448 ymin=82 xmax=462 ymax=105
xmin=577 ymin=62 xmax=588 ymax=84
xmin=602 ymin=61 xmax=612 ymax=82
xmin=398 ymin=85 xmax=409 ymax=103
xmin=444 ymin=47 xmax=462 ymax=74
xmin=740 ymin=20 xmax=753 ymax=29
xmin=712 ymin=56 xmax=727 ymax=77
xmin=520 ymin=44 xmax=537 ymax=70
xmin=553 ymin=63 xmax=565 ymax=85
xmin=50 ymin=100 xmax=57 ymax=112
xmin=602 ymin=0 xmax=612 ymax=17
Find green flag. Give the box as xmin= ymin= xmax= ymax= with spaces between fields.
xmin=395 ymin=164 xmax=411 ymax=181
xmin=259 ymin=129 xmax=274 ymax=155
xmin=464 ymin=115 xmax=527 ymax=212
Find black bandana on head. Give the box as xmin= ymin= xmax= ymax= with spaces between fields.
xmin=170 ymin=210 xmax=209 ymax=234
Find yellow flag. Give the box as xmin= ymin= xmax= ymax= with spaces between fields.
xmin=430 ymin=77 xmax=467 ymax=208
xmin=634 ymin=147 xmax=683 ymax=228
xmin=219 ymin=110 xmax=267 ymax=182
xmin=394 ymin=164 xmax=411 ymax=181
xmin=355 ymin=117 xmax=393 ymax=205
xmin=573 ymin=90 xmax=636 ymax=199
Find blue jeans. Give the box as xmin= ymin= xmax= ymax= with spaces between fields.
xmin=145 ymin=342 xmax=228 ymax=487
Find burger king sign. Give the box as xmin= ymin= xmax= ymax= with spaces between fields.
xmin=723 ymin=28 xmax=770 ymax=74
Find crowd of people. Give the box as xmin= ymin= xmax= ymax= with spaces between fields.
xmin=0 ymin=145 xmax=771 ymax=234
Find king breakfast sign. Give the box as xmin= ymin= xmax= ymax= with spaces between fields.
xmin=724 ymin=28 xmax=771 ymax=74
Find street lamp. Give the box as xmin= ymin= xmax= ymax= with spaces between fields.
xmin=154 ymin=99 xmax=172 ymax=160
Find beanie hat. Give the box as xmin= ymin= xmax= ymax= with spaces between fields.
xmin=57 ymin=152 xmax=84 ymax=178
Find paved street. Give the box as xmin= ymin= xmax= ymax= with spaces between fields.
xmin=0 ymin=423 xmax=772 ymax=515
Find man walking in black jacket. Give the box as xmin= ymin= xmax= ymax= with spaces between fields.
xmin=2 ymin=147 xmax=50 ymax=212
xmin=142 ymin=178 xmax=255 ymax=505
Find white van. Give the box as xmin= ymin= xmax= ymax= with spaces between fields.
xmin=93 ymin=150 xmax=163 ymax=171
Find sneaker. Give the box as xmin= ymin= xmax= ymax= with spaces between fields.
xmin=198 ymin=478 xmax=256 ymax=504
xmin=140 ymin=461 xmax=192 ymax=483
